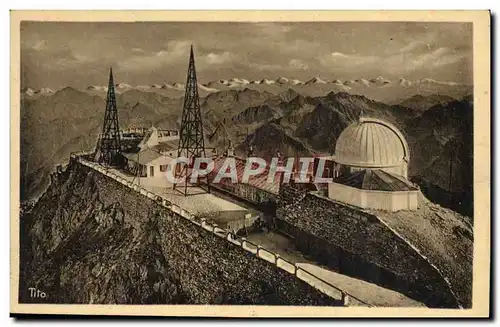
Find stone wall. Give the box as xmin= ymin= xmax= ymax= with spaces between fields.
xmin=154 ymin=204 xmax=332 ymax=304
xmin=20 ymin=161 xmax=338 ymax=305
xmin=276 ymin=185 xmax=460 ymax=308
xmin=276 ymin=183 xmax=307 ymax=207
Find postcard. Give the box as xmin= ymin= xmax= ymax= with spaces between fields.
xmin=10 ymin=10 xmax=490 ymax=318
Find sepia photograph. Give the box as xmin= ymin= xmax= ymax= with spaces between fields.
xmin=10 ymin=10 xmax=490 ymax=318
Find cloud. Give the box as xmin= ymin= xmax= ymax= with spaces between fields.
xmin=243 ymin=58 xmax=310 ymax=72
xmin=400 ymin=39 xmax=432 ymax=53
xmin=32 ymin=40 xmax=47 ymax=51
xmin=21 ymin=41 xmax=95 ymax=72
xmin=46 ymin=50 xmax=95 ymax=70
xmin=320 ymin=45 xmax=467 ymax=75
xmin=410 ymin=47 xmax=464 ymax=69
xmin=319 ymin=31 xmax=467 ymax=77
xmin=118 ymin=40 xmax=191 ymax=71
xmin=21 ymin=39 xmax=48 ymax=51
xmin=20 ymin=22 xmax=472 ymax=88
xmin=279 ymin=39 xmax=321 ymax=54
xmin=288 ymin=59 xmax=309 ymax=70
xmin=204 ymin=52 xmax=234 ymax=65
xmin=320 ymin=52 xmax=378 ymax=67
xmin=118 ymin=41 xmax=239 ymax=72
xmin=246 ymin=62 xmax=284 ymax=71
xmin=331 ymin=52 xmax=348 ymax=58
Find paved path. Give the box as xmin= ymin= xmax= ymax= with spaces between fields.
xmin=246 ymin=232 xmax=425 ymax=307
xmin=109 ymin=168 xmax=259 ymax=222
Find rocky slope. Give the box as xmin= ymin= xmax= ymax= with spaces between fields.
xmin=369 ymin=195 xmax=473 ymax=308
xmin=235 ymin=92 xmax=416 ymax=158
xmin=405 ymin=97 xmax=473 ymax=216
xmin=236 ymin=122 xmax=314 ymax=159
xmin=397 ymin=94 xmax=456 ymax=112
xmin=19 ymin=161 xmax=339 ymax=305
xmin=21 ymin=87 xmax=105 ymax=199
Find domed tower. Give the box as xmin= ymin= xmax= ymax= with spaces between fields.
xmin=334 ymin=117 xmax=410 ymax=179
xmin=328 ymin=117 xmax=419 ymax=212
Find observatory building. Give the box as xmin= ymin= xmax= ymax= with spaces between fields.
xmin=327 ymin=117 xmax=420 ymax=212
xmin=275 ymin=117 xmax=467 ymax=308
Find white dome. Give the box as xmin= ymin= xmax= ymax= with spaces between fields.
xmin=335 ymin=117 xmax=409 ymax=168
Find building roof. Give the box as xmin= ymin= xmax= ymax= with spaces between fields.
xmin=333 ymin=169 xmax=418 ymax=191
xmin=335 ymin=117 xmax=409 ymax=168
xmin=138 ymin=129 xmax=154 ymax=149
xmin=123 ymin=148 xmax=163 ymax=165
xmin=209 ymin=155 xmax=282 ymax=195
xmin=152 ymin=140 xmax=179 ymax=154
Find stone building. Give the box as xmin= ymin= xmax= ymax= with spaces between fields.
xmin=123 ymin=148 xmax=173 ymax=182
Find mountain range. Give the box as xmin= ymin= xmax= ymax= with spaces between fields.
xmin=22 ymin=76 xmax=471 ymax=104
xmin=397 ymin=94 xmax=457 ymax=111
xmin=20 ymin=83 xmax=473 ymax=217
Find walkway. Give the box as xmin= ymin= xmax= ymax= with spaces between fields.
xmin=108 ymin=168 xmax=261 ymax=226
xmin=246 ymin=232 xmax=425 ymax=307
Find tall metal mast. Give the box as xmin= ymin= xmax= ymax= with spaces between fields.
xmin=173 ymin=45 xmax=209 ymax=195
xmin=94 ymin=67 xmax=122 ymax=166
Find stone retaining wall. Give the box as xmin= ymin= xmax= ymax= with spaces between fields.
xmin=276 ymin=185 xmax=460 ymax=308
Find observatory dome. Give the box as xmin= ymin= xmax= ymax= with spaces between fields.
xmin=334 ymin=117 xmax=409 ymax=168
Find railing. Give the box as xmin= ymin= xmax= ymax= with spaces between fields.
xmin=70 ymin=153 xmax=374 ymax=307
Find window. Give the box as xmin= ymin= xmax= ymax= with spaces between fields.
xmin=160 ymin=165 xmax=168 ymax=172
xmin=149 ymin=166 xmax=154 ymax=177
xmin=138 ymin=165 xmax=147 ymax=178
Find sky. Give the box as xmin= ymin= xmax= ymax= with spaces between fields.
xmin=20 ymin=21 xmax=473 ymax=89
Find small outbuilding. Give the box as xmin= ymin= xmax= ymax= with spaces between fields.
xmin=138 ymin=126 xmax=180 ymax=150
xmin=123 ymin=148 xmax=173 ymax=181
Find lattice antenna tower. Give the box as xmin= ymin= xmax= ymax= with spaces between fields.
xmin=173 ymin=45 xmax=209 ymax=195
xmin=94 ymin=67 xmax=122 ymax=166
